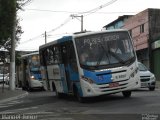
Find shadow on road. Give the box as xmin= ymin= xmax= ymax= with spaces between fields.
xmin=56 ymin=93 xmax=129 ymax=104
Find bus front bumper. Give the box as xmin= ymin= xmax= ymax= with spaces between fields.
xmin=81 ymin=77 xmax=140 ymax=97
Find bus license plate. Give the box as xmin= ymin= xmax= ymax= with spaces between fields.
xmin=109 ymin=82 xmax=119 ymax=88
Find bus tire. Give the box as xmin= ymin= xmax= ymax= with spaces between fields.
xmin=73 ymin=85 xmax=85 ymax=103
xmin=122 ymin=91 xmax=131 ymax=98
xmin=22 ymin=86 xmax=26 ymax=91
xmin=27 ymin=87 xmax=33 ymax=92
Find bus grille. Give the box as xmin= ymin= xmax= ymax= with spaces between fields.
xmin=97 ymin=79 xmax=129 ymax=92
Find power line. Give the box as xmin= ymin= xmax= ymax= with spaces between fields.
xmin=20 ymin=34 xmax=44 ymax=44
xmin=25 ymin=0 xmax=119 ymax=15
xmin=47 ymin=17 xmax=72 ymax=33
xmin=25 ymin=8 xmax=79 ymax=14
xmin=25 ymin=8 xmax=136 ymax=14
xmin=21 ymin=0 xmax=120 ymax=45
xmin=80 ymin=0 xmax=119 ymax=16
xmin=20 ymin=17 xmax=72 ymax=45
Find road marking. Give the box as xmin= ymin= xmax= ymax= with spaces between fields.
xmin=0 ymin=100 xmax=23 ymax=108
xmin=0 ymin=106 xmax=38 ymax=114
xmin=12 ymin=106 xmax=38 ymax=112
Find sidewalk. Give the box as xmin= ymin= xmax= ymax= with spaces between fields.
xmin=0 ymin=84 xmax=28 ymax=103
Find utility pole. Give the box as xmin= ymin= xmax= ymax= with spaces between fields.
xmin=81 ymin=15 xmax=83 ymax=32
xmin=45 ymin=31 xmax=47 ymax=44
xmin=9 ymin=0 xmax=16 ymax=90
xmin=71 ymin=14 xmax=83 ymax=32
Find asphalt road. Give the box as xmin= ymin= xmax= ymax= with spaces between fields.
xmin=0 ymin=88 xmax=160 ymax=120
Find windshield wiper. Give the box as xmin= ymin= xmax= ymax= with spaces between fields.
xmin=96 ymin=43 xmax=110 ymax=67
xmin=123 ymin=55 xmax=135 ymax=65
xmin=108 ymin=50 xmax=126 ymax=64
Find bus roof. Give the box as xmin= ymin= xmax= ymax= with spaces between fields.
xmin=21 ymin=51 xmax=39 ymax=58
xmin=39 ymin=29 xmax=128 ymax=50
xmin=73 ymin=29 xmax=128 ymax=38
xmin=39 ymin=36 xmax=72 ymax=49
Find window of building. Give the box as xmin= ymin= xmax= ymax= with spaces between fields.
xmin=140 ymin=24 xmax=144 ymax=33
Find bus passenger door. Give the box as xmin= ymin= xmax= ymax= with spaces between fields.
xmin=61 ymin=42 xmax=79 ymax=92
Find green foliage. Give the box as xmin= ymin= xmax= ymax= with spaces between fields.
xmin=0 ymin=0 xmax=31 ymax=65
xmin=0 ymin=0 xmax=16 ymax=46
xmin=0 ymin=0 xmax=28 ymax=49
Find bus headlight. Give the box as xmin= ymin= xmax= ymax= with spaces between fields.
xmin=130 ymin=67 xmax=138 ymax=78
xmin=30 ymin=75 xmax=35 ymax=80
xmin=81 ymin=76 xmax=94 ymax=84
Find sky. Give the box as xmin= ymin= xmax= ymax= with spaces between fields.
xmin=16 ymin=0 xmax=160 ymax=51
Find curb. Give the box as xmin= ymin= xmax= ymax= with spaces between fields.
xmin=0 ymin=92 xmax=28 ymax=104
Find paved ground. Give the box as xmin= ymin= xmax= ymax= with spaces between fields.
xmin=0 ymin=84 xmax=28 ymax=103
xmin=0 ymin=88 xmax=160 ymax=120
xmin=0 ymin=80 xmax=160 ymax=105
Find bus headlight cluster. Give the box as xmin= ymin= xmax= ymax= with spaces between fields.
xmin=81 ymin=75 xmax=94 ymax=84
xmin=30 ymin=75 xmax=35 ymax=80
xmin=130 ymin=67 xmax=138 ymax=78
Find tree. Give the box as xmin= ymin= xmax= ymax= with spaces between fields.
xmin=0 ymin=0 xmax=31 ymax=49
xmin=0 ymin=0 xmax=16 ymax=47
xmin=0 ymin=0 xmax=32 ymax=90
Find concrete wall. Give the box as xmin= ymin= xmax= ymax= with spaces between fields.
xmin=123 ymin=9 xmax=149 ymax=51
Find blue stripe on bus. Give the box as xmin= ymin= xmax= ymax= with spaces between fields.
xmin=59 ymin=64 xmax=68 ymax=93
xmin=34 ymin=74 xmax=42 ymax=80
xmin=83 ymin=69 xmax=112 ymax=84
xmin=66 ymin=64 xmax=79 ymax=81
xmin=75 ymin=82 xmax=83 ymax=97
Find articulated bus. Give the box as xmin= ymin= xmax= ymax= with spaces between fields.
xmin=39 ymin=29 xmax=140 ymax=102
xmin=18 ymin=52 xmax=43 ymax=91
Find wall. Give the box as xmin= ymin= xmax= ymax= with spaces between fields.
xmin=123 ymin=9 xmax=149 ymax=51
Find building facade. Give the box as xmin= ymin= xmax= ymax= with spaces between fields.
xmin=123 ymin=9 xmax=150 ymax=67
xmin=103 ymin=8 xmax=160 ymax=80
xmin=103 ymin=15 xmax=132 ymax=30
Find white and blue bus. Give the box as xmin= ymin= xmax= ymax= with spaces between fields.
xmin=39 ymin=29 xmax=140 ymax=102
xmin=18 ymin=52 xmax=43 ymax=91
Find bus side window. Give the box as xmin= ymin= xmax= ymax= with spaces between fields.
xmin=61 ymin=45 xmax=67 ymax=64
xmin=40 ymin=50 xmax=44 ymax=66
xmin=68 ymin=42 xmax=78 ymax=73
xmin=44 ymin=49 xmax=49 ymax=65
xmin=44 ymin=47 xmax=54 ymax=65
xmin=53 ymin=45 xmax=61 ymax=64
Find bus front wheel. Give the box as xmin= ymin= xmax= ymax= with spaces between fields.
xmin=122 ymin=91 xmax=131 ymax=98
xmin=73 ymin=86 xmax=85 ymax=103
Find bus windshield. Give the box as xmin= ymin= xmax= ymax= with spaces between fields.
xmin=28 ymin=55 xmax=42 ymax=80
xmin=75 ymin=31 xmax=135 ymax=69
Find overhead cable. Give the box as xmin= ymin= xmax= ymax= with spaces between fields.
xmin=21 ymin=0 xmax=119 ymax=44
xmin=80 ymin=0 xmax=118 ymax=16
xmin=25 ymin=8 xmax=136 ymax=14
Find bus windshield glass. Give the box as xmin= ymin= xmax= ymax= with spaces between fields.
xmin=28 ymin=55 xmax=42 ymax=80
xmin=75 ymin=31 xmax=135 ymax=69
